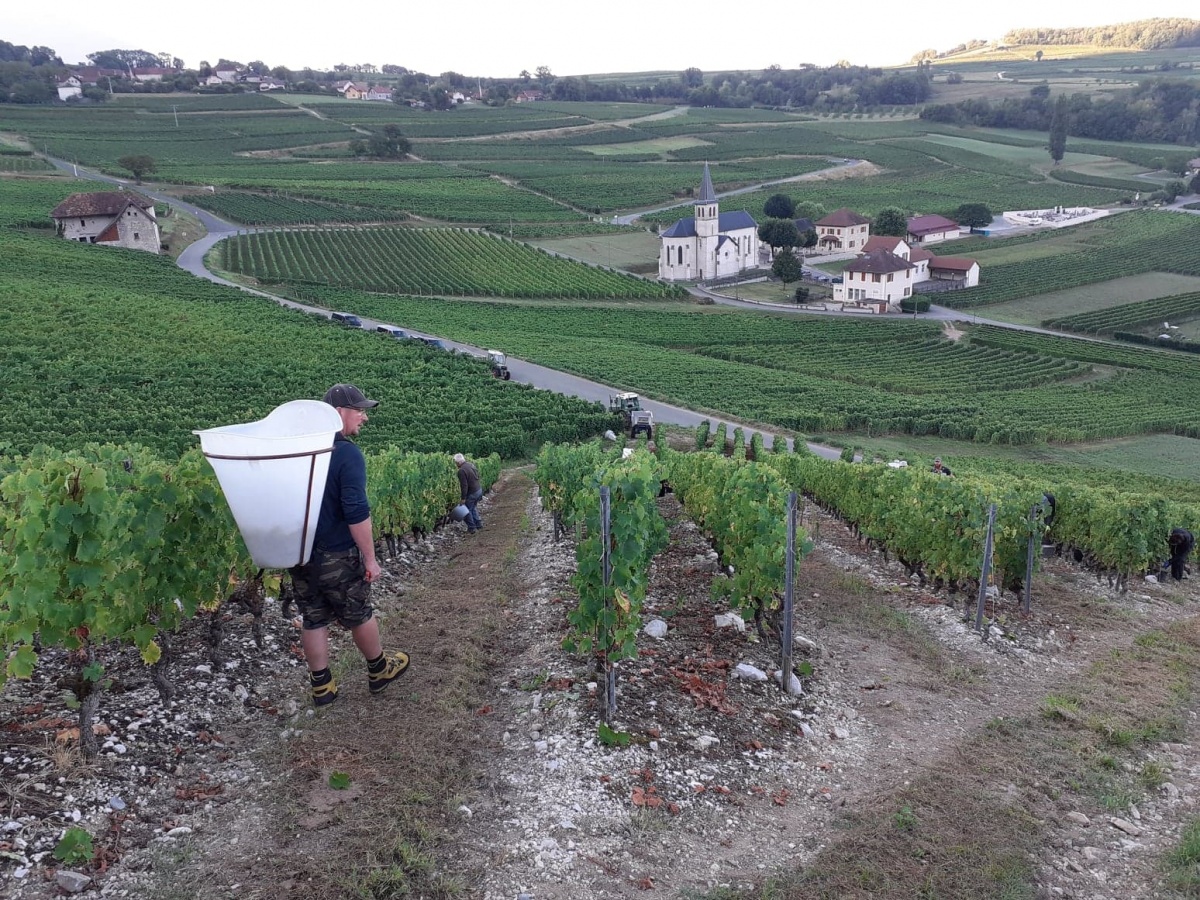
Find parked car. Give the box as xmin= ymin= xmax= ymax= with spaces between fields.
xmin=331 ymin=312 xmax=363 ymax=328
xmin=417 ymin=337 xmax=445 ymax=350
xmin=376 ymin=326 xmax=407 ymax=339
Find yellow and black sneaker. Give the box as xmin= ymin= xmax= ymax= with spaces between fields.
xmin=311 ymin=679 xmax=339 ymax=707
xmin=368 ymin=651 xmax=410 ymax=694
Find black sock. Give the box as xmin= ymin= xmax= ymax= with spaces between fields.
xmin=310 ymin=668 xmax=332 ymax=687
xmin=367 ymin=653 xmax=386 ymax=674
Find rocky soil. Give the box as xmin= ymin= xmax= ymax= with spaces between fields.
xmin=2 ymin=479 xmax=1198 ymax=899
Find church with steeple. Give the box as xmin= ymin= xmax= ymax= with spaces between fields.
xmin=657 ymin=163 xmax=759 ymax=282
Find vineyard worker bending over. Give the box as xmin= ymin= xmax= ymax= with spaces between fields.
xmin=931 ymin=457 xmax=953 ymax=477
xmin=455 ymin=453 xmax=484 ymax=534
xmin=1168 ymin=528 xmax=1195 ymax=581
xmin=289 ymin=384 xmax=409 ymax=706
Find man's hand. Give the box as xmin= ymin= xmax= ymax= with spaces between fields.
xmin=363 ymin=559 xmax=382 ymax=583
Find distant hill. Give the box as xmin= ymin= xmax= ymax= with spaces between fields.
xmin=1003 ymin=18 xmax=1200 ymax=51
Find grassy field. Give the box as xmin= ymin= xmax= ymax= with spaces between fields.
xmin=580 ymin=136 xmax=713 ymax=156
xmin=839 ymin=432 xmax=1200 ymax=486
xmin=531 ymin=231 xmax=663 ymax=271
xmin=977 ymin=273 xmax=1200 ymax=326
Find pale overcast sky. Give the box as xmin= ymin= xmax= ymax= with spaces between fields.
xmin=6 ymin=1 xmax=1198 ymax=76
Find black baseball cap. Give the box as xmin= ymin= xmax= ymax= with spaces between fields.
xmin=323 ymin=383 xmax=379 ymax=409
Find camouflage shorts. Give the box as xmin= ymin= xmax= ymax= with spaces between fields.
xmin=289 ymin=548 xmax=374 ymax=630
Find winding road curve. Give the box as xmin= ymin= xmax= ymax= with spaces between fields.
xmin=45 ymin=157 xmax=836 ymax=457
xmin=49 ymin=154 xmax=1193 ymax=456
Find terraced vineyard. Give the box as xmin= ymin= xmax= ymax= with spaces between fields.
xmin=271 ymin=287 xmax=1200 ymax=445
xmin=0 ymin=230 xmax=612 ymax=458
xmin=944 ymin=212 xmax=1200 ymax=309
xmin=0 ymin=176 xmax=111 ymax=229
xmin=221 ymin=227 xmax=685 ymax=299
xmin=0 ymin=152 xmax=52 ymax=173
xmin=1045 ymin=292 xmax=1200 ymax=335
xmin=180 ymin=191 xmax=407 ymax=225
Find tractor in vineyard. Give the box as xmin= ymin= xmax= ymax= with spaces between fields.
xmin=610 ymin=392 xmax=653 ymax=438
xmin=487 ymin=350 xmax=511 ymax=380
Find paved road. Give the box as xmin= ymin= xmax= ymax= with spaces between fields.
xmin=46 ymin=158 xmax=836 ymax=458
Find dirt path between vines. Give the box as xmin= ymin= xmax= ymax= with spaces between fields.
xmin=139 ymin=472 xmax=535 ymax=900
xmin=4 ymin=469 xmax=1199 ymax=900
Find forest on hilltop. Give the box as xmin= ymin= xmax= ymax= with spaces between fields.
xmin=1003 ymin=18 xmax=1200 ymax=50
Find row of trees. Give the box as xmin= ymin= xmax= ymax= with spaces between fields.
xmin=1003 ymin=18 xmax=1200 ymax=51
xmin=922 ymin=79 xmax=1200 ymax=147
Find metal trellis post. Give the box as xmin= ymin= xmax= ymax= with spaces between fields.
xmin=600 ymin=485 xmax=617 ymax=720
xmin=781 ymin=491 xmax=798 ymax=695
xmin=975 ymin=504 xmax=997 ymax=639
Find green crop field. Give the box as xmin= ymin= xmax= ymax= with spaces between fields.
xmin=1045 ymin=291 xmax=1200 ymax=335
xmin=979 ymin=273 xmax=1200 ymax=326
xmin=180 ymin=190 xmax=408 ymax=225
xmin=259 ymin=285 xmax=1200 ymax=446
xmin=0 ymin=175 xmax=114 ymax=229
xmin=0 ymin=229 xmax=610 ymax=459
xmin=220 ymin=227 xmax=685 ymax=299
xmin=945 ymin=212 xmax=1200 ymax=310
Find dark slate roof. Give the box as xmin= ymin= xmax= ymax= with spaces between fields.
xmin=50 ymin=192 xmax=154 ymax=219
xmin=661 ymin=210 xmax=757 ymax=238
xmin=698 ymin=162 xmax=716 ymax=204
xmin=907 ymin=214 xmax=960 ymax=235
xmin=793 ymin=217 xmax=814 ymax=233
xmin=844 ymin=250 xmax=913 ymax=275
xmin=816 ymin=207 xmax=870 ymax=228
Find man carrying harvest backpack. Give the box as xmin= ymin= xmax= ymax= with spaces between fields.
xmin=455 ymin=453 xmax=484 ymax=534
xmin=288 ymin=384 xmax=410 ymax=706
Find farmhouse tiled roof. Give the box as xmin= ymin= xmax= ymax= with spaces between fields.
xmin=661 ymin=210 xmax=757 ymax=238
xmin=928 ymin=256 xmax=977 ymax=272
xmin=909 ymin=247 xmax=935 ymax=263
xmin=698 ymin=162 xmax=716 ymax=204
xmin=844 ymin=249 xmax=913 ymax=275
xmin=50 ymin=192 xmax=154 ymax=219
xmin=815 ymin=208 xmax=870 ymax=228
xmin=907 ymin=214 xmax=960 ymax=235
xmin=862 ymin=236 xmax=907 ymax=253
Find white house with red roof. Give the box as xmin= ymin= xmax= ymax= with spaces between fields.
xmin=814 ymin=208 xmax=872 ymax=252
xmin=833 ymin=249 xmax=916 ymax=310
xmin=50 ymin=192 xmax=160 ymax=254
xmin=366 ymin=85 xmax=393 ymax=101
xmin=658 ymin=164 xmax=759 ymax=281
xmin=906 ymin=213 xmax=964 ymax=245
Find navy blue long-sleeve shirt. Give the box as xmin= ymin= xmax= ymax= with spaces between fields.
xmin=313 ymin=434 xmax=370 ymax=553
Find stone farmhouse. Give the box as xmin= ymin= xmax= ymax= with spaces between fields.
xmin=50 ymin=192 xmax=161 ymax=254
xmin=906 ymin=213 xmax=965 ymax=245
xmin=658 ymin=164 xmax=759 ymax=282
xmin=814 ymin=208 xmax=871 ymax=252
xmin=832 ymin=236 xmax=978 ymax=311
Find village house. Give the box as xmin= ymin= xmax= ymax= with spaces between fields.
xmin=258 ymin=77 xmax=286 ymax=92
xmin=366 ymin=85 xmax=393 ymax=101
xmin=130 ymin=67 xmax=177 ymax=83
xmin=213 ymin=67 xmax=241 ymax=84
xmin=515 ymin=90 xmax=544 ymax=103
xmin=814 ymin=208 xmax=871 ymax=252
xmin=833 ymin=249 xmax=915 ymax=310
xmin=336 ymin=81 xmax=370 ymax=99
xmin=906 ymin=213 xmax=964 ymax=245
xmin=69 ymin=66 xmax=124 ymax=86
xmin=50 ymin=192 xmax=161 ymax=254
xmin=861 ymin=236 xmax=932 ymax=282
xmin=927 ymin=256 xmax=980 ymax=287
xmin=56 ymin=76 xmax=82 ymax=101
xmin=658 ymin=164 xmax=759 ymax=282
